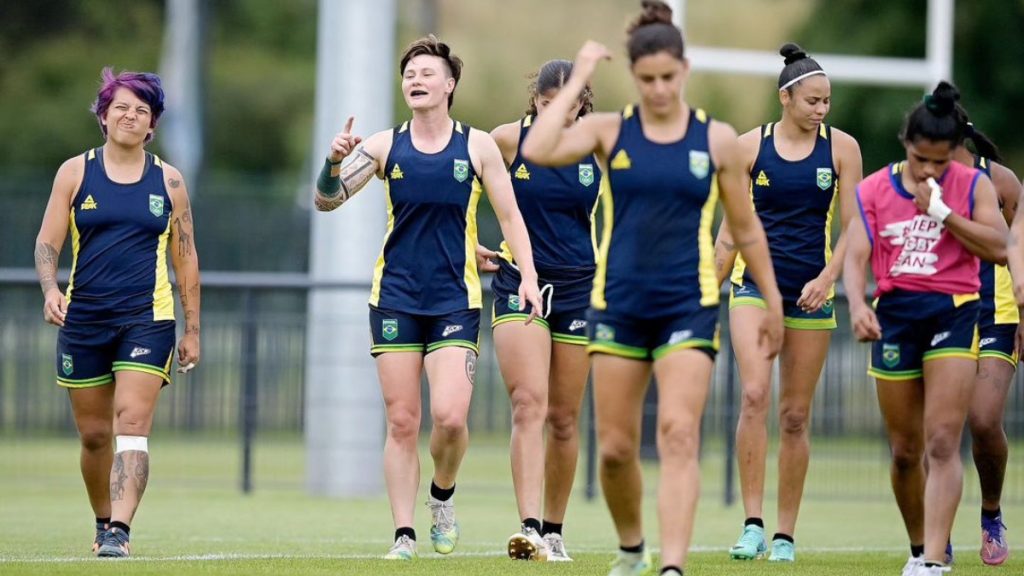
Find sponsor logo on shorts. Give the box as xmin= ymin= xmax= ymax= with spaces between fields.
xmin=980 ymin=337 xmax=998 ymax=348
xmin=882 ymin=343 xmax=900 ymax=368
xmin=822 ymin=299 xmax=834 ymax=315
xmin=442 ymin=324 xmax=463 ymax=338
xmin=595 ymin=323 xmax=615 ymax=342
xmin=930 ymin=331 xmax=951 ymax=347
xmin=130 ymin=347 xmax=151 ymax=359
xmin=61 ymin=353 xmax=73 ymax=376
xmin=568 ymin=319 xmax=587 ymax=332
xmin=669 ymin=329 xmax=693 ymax=345
xmin=382 ymin=319 xmax=398 ymax=341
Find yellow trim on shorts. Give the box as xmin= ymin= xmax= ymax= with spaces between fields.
xmin=652 ymin=338 xmax=718 ymax=360
xmin=979 ymin=349 xmax=1018 ymax=367
xmin=784 ymin=316 xmax=837 ymax=330
xmin=57 ymin=374 xmax=115 ymax=388
xmin=112 ymin=361 xmax=171 ymax=384
xmin=587 ymin=342 xmax=648 ymax=360
xmin=868 ymin=367 xmax=922 ymax=381
xmin=492 ymin=313 xmax=550 ymax=330
xmin=922 ymin=348 xmax=977 ymax=362
xmin=426 ymin=339 xmax=479 ymax=354
xmin=552 ymin=333 xmax=588 ymax=346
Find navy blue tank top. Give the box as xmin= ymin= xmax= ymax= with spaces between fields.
xmin=371 ymin=120 xmax=483 ymax=314
xmin=66 ymin=147 xmax=174 ymax=323
xmin=500 ymin=115 xmax=601 ymax=273
xmin=733 ymin=123 xmax=838 ymax=298
xmin=593 ymin=105 xmax=719 ymax=318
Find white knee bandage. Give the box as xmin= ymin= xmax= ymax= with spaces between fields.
xmin=115 ymin=435 xmax=149 ymax=454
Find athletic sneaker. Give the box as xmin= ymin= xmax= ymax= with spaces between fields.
xmin=900 ymin=555 xmax=924 ymax=576
xmin=909 ymin=564 xmax=951 ymax=575
xmin=544 ymin=532 xmax=573 ymax=562
xmin=96 ymin=528 xmax=131 ymax=558
xmin=427 ymin=496 xmax=460 ymax=554
xmin=768 ymin=538 xmax=795 ymax=562
xmin=980 ymin=515 xmax=1009 ymax=565
xmin=91 ymin=526 xmax=105 ymax=554
xmin=607 ymin=548 xmax=653 ymax=576
xmin=729 ymin=525 xmax=767 ymax=560
xmin=384 ymin=535 xmax=417 ymax=560
xmin=661 ymin=570 xmax=682 ymax=576
xmin=507 ymin=525 xmax=549 ymax=561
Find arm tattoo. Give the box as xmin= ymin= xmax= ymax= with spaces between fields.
xmin=168 ymin=178 xmax=181 ymax=189
xmin=34 ymin=241 xmax=59 ymax=293
xmin=340 ymin=149 xmax=377 ymax=194
xmin=721 ymin=240 xmax=736 ymax=251
xmin=111 ymin=453 xmax=127 ymax=502
xmin=174 ymin=214 xmax=193 ymax=258
xmin=465 ymin=350 xmax=477 ymax=386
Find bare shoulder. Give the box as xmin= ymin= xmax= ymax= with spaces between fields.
xmin=991 ymin=161 xmax=1022 ymax=195
xmin=360 ymin=128 xmax=394 ymax=162
xmin=490 ymin=120 xmax=521 ymax=144
xmin=53 ymin=153 xmax=87 ymax=202
xmin=736 ymin=126 xmax=762 ymax=161
xmin=830 ymin=127 xmax=862 ymax=156
xmin=709 ymin=118 xmax=739 ymax=141
xmin=468 ymin=126 xmax=501 ymax=154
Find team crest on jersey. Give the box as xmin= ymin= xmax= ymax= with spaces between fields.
xmin=382 ymin=319 xmax=398 ymax=341
xmin=148 ymin=194 xmax=164 ymax=217
xmin=514 ymin=163 xmax=530 ymax=180
xmin=816 ymin=168 xmax=833 ymax=190
xmin=579 ymin=163 xmax=595 ymax=187
xmin=595 ymin=323 xmax=615 ymax=342
xmin=61 ymin=353 xmax=73 ymax=376
xmin=508 ymin=294 xmax=521 ymax=311
xmin=453 ymin=159 xmax=469 ymax=182
xmin=689 ymin=150 xmax=710 ymax=179
xmin=882 ymin=343 xmax=900 ymax=368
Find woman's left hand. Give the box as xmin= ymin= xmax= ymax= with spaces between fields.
xmin=518 ymin=278 xmax=543 ymax=324
xmin=796 ymin=272 xmax=834 ymax=313
xmin=177 ymin=334 xmax=200 ymax=374
xmin=476 ymin=244 xmax=500 ymax=273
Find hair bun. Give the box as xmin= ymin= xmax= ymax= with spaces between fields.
xmin=925 ymin=80 xmax=960 ymax=116
xmin=629 ymin=0 xmax=673 ymax=31
xmin=779 ymin=43 xmax=808 ymax=66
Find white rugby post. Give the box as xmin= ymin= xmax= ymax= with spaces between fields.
xmin=670 ymin=0 xmax=954 ymax=89
xmin=305 ymin=0 xmax=396 ymax=497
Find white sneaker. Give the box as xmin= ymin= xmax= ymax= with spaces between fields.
xmin=507 ymin=525 xmax=548 ymax=561
xmin=901 ymin=555 xmax=923 ymax=576
xmin=384 ymin=535 xmax=416 ymax=560
xmin=911 ymin=564 xmax=951 ymax=575
xmin=608 ymin=548 xmax=653 ymax=576
xmin=543 ymin=532 xmax=573 ymax=562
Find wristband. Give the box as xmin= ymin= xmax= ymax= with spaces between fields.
xmin=926 ymin=177 xmax=952 ymax=222
xmin=317 ymin=157 xmax=342 ymax=196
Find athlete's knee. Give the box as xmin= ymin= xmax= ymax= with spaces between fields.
xmin=969 ymin=414 xmax=1006 ymax=444
xmin=79 ymin=426 xmax=113 ymax=452
xmin=113 ymin=410 xmax=153 ymax=437
xmin=599 ymin=432 xmax=638 ymax=471
xmin=740 ymin=383 xmax=771 ymax=415
xmin=889 ymin=439 xmax=924 ymax=472
xmin=546 ymin=407 xmax=580 ymax=442
xmin=386 ymin=409 xmax=421 ymax=445
xmin=431 ymin=407 xmax=468 ymax=439
xmin=925 ymin=428 xmax=962 ymax=463
xmin=778 ymin=404 xmax=811 ymax=436
xmin=509 ymin=386 xmax=546 ymax=428
xmin=656 ymin=418 xmax=700 ymax=461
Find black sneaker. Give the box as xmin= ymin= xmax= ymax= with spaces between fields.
xmin=96 ymin=527 xmax=131 ymax=558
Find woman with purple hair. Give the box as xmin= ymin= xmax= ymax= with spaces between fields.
xmin=34 ymin=68 xmax=201 ymax=558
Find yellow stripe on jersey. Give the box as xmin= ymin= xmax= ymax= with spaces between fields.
xmin=698 ymin=175 xmax=721 ymax=306
xmin=369 ymin=180 xmax=397 ymax=306
xmin=824 ymin=183 xmax=839 ymax=299
xmin=819 ymin=124 xmax=828 ymax=139
xmin=589 ymin=181 xmax=603 ymax=262
xmin=464 ymin=178 xmax=483 ymax=309
xmin=455 ymin=121 xmax=464 ymax=134
xmin=398 ymin=121 xmax=409 ymax=134
xmin=153 ymin=219 xmax=174 ymax=321
xmin=764 ymin=122 xmax=774 ymax=138
xmin=623 ymin=104 xmax=635 ymax=119
xmin=994 ymin=264 xmax=1020 ymax=324
xmin=153 ymin=154 xmax=163 ymax=168
xmin=523 ymin=115 xmax=533 ymax=128
xmin=591 ymin=173 xmax=614 ymax=310
xmin=695 ymin=108 xmax=708 ymax=124
xmin=87 ymin=148 xmax=96 ymax=161
xmin=952 ymin=292 xmax=980 ymax=307
xmin=65 ymin=208 xmax=82 ymax=302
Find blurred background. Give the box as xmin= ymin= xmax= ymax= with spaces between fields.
xmin=2 ymin=0 xmax=1024 ymax=508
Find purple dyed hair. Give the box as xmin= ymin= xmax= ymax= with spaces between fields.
xmin=90 ymin=67 xmax=166 ymax=143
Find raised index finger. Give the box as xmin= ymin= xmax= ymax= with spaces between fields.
xmin=344 ymin=116 xmax=355 ymax=135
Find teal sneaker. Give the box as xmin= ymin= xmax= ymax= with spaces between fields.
xmin=607 ymin=548 xmax=653 ymax=576
xmin=384 ymin=534 xmax=417 ymax=560
xmin=769 ymin=538 xmax=795 ymax=562
xmin=427 ymin=497 xmax=460 ymax=554
xmin=730 ymin=525 xmax=767 ymax=560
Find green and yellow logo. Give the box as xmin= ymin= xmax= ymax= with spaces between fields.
xmin=817 ymin=167 xmax=833 ymax=190
xmin=81 ymin=195 xmax=98 ymax=210
xmin=579 ymin=163 xmax=594 ymax=186
xmin=882 ymin=343 xmax=900 ymax=368
xmin=595 ymin=323 xmax=615 ymax=342
xmin=689 ymin=150 xmax=710 ymax=179
xmin=508 ymin=294 xmax=521 ymax=311
xmin=453 ymin=159 xmax=469 ymax=183
xmin=390 ymin=164 xmax=404 ymax=180
xmin=382 ymin=319 xmax=399 ymax=342
xmin=755 ymin=170 xmax=770 ymax=187
xmin=610 ymin=149 xmax=632 ymax=170
xmin=61 ymin=353 xmax=73 ymax=376
xmin=514 ymin=163 xmax=530 ymax=180
xmin=148 ymin=194 xmax=164 ymax=217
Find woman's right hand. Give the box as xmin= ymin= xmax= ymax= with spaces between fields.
xmin=42 ymin=288 xmax=67 ymax=327
xmin=850 ymin=301 xmax=882 ymax=342
xmin=328 ymin=116 xmax=362 ymax=164
xmin=573 ymin=40 xmax=613 ymax=82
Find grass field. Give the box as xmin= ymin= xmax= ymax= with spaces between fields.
xmin=1 ymin=435 xmax=1021 ymax=575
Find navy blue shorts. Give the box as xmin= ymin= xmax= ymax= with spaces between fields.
xmin=869 ymin=290 xmax=979 ymax=381
xmin=369 ymin=305 xmax=480 ymax=356
xmin=978 ymin=323 xmax=1018 ymax=366
xmin=56 ymin=320 xmax=176 ymax=387
xmin=730 ymin=279 xmax=836 ymax=330
xmin=491 ymin=260 xmax=592 ymax=345
xmin=585 ymin=306 xmax=719 ymax=361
